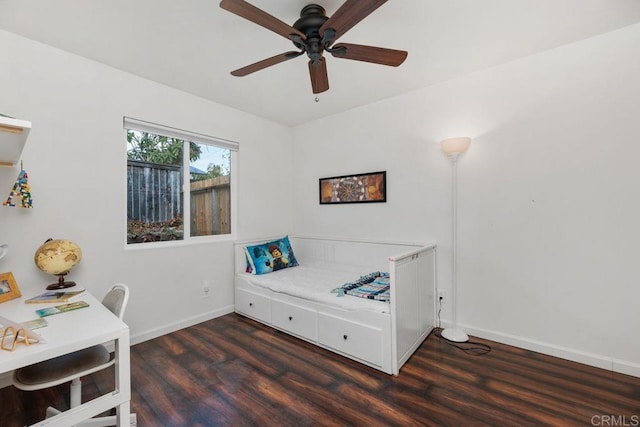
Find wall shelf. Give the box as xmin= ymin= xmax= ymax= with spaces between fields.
xmin=0 ymin=115 xmax=31 ymax=167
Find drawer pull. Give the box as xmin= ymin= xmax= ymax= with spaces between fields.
xmin=288 ymin=316 xmax=293 ymax=321
xmin=249 ymin=302 xmax=253 ymax=307
xmin=343 ymin=334 xmax=348 ymax=340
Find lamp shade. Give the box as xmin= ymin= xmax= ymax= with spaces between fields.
xmin=441 ymin=137 xmax=471 ymax=156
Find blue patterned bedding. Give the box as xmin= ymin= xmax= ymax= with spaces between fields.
xmin=332 ymin=272 xmax=390 ymax=302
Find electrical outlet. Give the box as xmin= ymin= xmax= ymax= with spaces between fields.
xmin=438 ymin=290 xmax=446 ymax=304
xmin=202 ymin=282 xmax=211 ymax=298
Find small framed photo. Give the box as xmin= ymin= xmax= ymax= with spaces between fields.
xmin=0 ymin=272 xmax=21 ymax=303
xmin=319 ymin=171 xmax=386 ymax=204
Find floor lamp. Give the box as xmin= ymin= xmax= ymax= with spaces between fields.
xmin=440 ymin=137 xmax=471 ymax=343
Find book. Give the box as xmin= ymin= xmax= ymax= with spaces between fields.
xmin=24 ymin=289 xmax=86 ymax=304
xmin=35 ymin=301 xmax=90 ymax=317
xmin=23 ymin=317 xmax=48 ymax=330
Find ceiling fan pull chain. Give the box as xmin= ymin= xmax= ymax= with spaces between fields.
xmin=315 ymin=95 xmax=320 ymax=103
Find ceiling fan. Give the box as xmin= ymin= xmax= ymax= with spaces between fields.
xmin=219 ymin=0 xmax=408 ymax=94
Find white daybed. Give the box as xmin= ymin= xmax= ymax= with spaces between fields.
xmin=234 ymin=236 xmax=436 ymax=375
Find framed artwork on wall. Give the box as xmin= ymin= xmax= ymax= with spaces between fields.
xmin=319 ymin=171 xmax=386 ymax=204
xmin=0 ymin=272 xmax=21 ymax=303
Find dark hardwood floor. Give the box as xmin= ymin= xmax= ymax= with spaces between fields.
xmin=3 ymin=313 xmax=639 ymax=426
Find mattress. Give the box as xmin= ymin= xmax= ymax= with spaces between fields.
xmin=237 ymin=260 xmax=390 ymax=314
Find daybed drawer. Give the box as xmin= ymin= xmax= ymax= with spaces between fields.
xmin=271 ymin=299 xmax=317 ymax=341
xmin=318 ymin=312 xmax=384 ymax=367
xmin=236 ymin=288 xmax=271 ymax=323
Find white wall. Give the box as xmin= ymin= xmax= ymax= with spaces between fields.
xmin=0 ymin=30 xmax=293 ymax=342
xmin=292 ymin=24 xmax=640 ymax=376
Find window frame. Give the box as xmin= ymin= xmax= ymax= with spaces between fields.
xmin=123 ymin=117 xmax=238 ymax=248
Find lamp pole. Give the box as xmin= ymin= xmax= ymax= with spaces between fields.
xmin=440 ymin=138 xmax=471 ymax=343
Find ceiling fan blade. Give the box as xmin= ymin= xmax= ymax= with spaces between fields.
xmin=231 ymin=51 xmax=303 ymax=77
xmin=330 ymin=43 xmax=407 ymax=67
xmin=319 ymin=0 xmax=388 ymax=44
xmin=308 ymin=58 xmax=329 ymax=94
xmin=220 ymin=0 xmax=306 ymax=41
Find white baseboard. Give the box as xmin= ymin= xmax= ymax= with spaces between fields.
xmin=0 ymin=306 xmax=235 ymax=390
xmin=5 ymin=311 xmax=637 ymax=392
xmin=612 ymin=358 xmax=640 ymax=378
xmin=130 ymin=305 xmax=234 ymax=345
xmin=452 ymin=322 xmax=640 ymax=378
xmin=128 ymin=313 xmax=639 ymax=378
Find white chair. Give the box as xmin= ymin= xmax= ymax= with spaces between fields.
xmin=13 ymin=284 xmax=136 ymax=426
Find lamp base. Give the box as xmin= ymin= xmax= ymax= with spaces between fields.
xmin=441 ymin=328 xmax=469 ymax=343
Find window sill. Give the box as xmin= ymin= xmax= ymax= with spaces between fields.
xmin=123 ymin=234 xmax=236 ymax=251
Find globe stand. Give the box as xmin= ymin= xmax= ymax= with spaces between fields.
xmin=46 ymin=274 xmax=77 ymax=290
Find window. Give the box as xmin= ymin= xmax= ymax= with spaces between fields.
xmin=124 ymin=117 xmax=237 ymax=245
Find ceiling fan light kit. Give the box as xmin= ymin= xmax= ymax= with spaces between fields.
xmin=220 ymin=0 xmax=408 ymax=95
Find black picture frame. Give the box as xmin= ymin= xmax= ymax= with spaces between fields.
xmin=319 ymin=171 xmax=386 ymax=205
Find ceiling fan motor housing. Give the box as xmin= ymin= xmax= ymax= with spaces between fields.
xmin=293 ymin=4 xmax=330 ymax=62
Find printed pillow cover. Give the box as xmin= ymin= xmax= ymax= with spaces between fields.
xmin=244 ymin=236 xmax=299 ymax=275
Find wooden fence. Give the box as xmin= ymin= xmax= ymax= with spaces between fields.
xmin=190 ymin=175 xmax=230 ymax=236
xmin=127 ymin=160 xmax=182 ymax=223
xmin=127 ymin=160 xmax=230 ymax=236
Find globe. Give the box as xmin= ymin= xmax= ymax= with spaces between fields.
xmin=34 ymin=238 xmax=82 ymax=290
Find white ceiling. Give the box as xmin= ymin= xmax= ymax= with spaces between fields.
xmin=2 ymin=0 xmax=640 ymax=127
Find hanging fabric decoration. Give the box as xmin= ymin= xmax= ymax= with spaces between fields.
xmin=3 ymin=162 xmax=33 ymax=208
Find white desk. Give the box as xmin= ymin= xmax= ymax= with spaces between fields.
xmin=0 ymin=292 xmax=131 ymax=426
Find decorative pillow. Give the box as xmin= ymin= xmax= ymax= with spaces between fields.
xmin=244 ymin=236 xmax=299 ymax=275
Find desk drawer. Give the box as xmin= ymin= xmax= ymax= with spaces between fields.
xmin=236 ymin=288 xmax=271 ymax=323
xmin=318 ymin=312 xmax=383 ymax=367
xmin=271 ymin=299 xmax=317 ymax=341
